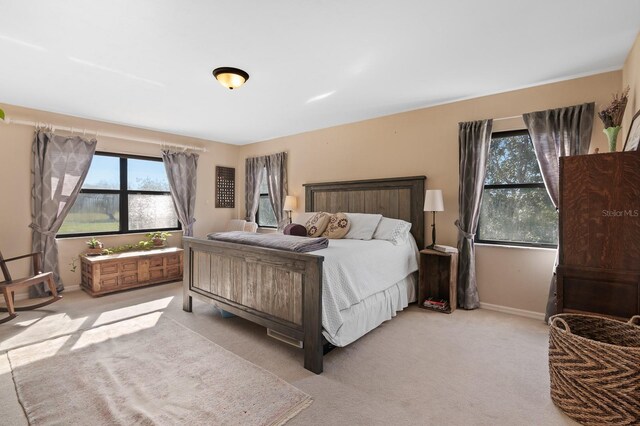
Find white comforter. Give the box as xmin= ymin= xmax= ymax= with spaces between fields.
xmin=310 ymin=238 xmax=419 ymax=341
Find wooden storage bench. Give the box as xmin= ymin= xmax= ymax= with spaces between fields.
xmin=80 ymin=247 xmax=183 ymax=296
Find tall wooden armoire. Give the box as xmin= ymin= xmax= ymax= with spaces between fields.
xmin=557 ymin=151 xmax=640 ymax=319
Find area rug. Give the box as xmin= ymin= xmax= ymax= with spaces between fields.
xmin=8 ymin=313 xmax=312 ymax=425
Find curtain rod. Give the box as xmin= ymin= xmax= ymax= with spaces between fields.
xmin=1 ymin=116 xmax=208 ymax=153
xmin=493 ymin=114 xmax=523 ymax=122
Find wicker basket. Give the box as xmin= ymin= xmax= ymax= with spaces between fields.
xmin=549 ymin=314 xmax=640 ymax=426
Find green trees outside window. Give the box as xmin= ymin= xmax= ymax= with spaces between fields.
xmin=477 ymin=131 xmax=557 ymax=247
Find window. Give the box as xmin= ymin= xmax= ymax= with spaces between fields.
xmin=477 ymin=130 xmax=557 ymax=247
xmin=256 ymin=168 xmax=277 ymax=228
xmin=57 ymin=152 xmax=179 ymax=237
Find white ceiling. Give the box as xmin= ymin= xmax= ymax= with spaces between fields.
xmin=1 ymin=1 xmax=639 ymax=145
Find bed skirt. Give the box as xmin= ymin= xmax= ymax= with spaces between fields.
xmin=324 ymin=273 xmax=416 ymax=347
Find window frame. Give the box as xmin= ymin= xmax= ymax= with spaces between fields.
xmin=476 ymin=130 xmax=557 ymax=249
xmin=57 ymin=151 xmax=181 ymax=238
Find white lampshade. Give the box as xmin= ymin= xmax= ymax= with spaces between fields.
xmin=424 ymin=190 xmax=444 ymax=212
xmin=284 ymin=195 xmax=297 ymax=211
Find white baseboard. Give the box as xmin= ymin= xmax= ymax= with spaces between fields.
xmin=480 ymin=302 xmax=545 ymax=321
xmin=64 ymin=284 xmax=80 ymax=293
xmin=13 ymin=284 xmax=81 ymax=302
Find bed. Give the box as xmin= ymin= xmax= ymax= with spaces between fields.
xmin=182 ymin=176 xmax=426 ymax=373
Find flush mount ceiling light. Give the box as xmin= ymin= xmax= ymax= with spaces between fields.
xmin=212 ymin=67 xmax=249 ymax=90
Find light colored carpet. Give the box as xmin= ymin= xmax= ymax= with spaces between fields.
xmin=0 ymin=283 xmax=577 ymax=425
xmin=7 ymin=312 xmax=311 ymax=425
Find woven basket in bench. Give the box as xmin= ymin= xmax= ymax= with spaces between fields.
xmin=549 ymin=313 xmax=640 ymax=426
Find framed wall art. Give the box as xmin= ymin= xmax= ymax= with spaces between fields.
xmin=215 ymin=166 xmax=235 ymax=208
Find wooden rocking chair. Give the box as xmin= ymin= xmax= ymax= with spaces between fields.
xmin=0 ymin=250 xmax=62 ymax=324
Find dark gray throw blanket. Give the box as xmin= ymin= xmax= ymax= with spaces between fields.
xmin=207 ymin=231 xmax=328 ymax=253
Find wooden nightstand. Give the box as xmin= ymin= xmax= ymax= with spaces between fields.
xmin=418 ymin=249 xmax=458 ymax=313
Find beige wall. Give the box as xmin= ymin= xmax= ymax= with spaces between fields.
xmin=238 ymin=71 xmax=622 ymax=315
xmin=0 ymin=104 xmax=240 ymax=294
xmin=622 ymin=32 xmax=640 ymax=144
xmin=0 ymin=69 xmax=627 ymax=313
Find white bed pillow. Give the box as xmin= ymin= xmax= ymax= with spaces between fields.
xmin=343 ymin=213 xmax=383 ymax=240
xmin=294 ymin=212 xmax=318 ymax=225
xmin=373 ymin=217 xmax=412 ymax=245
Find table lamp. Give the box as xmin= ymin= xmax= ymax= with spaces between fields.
xmin=424 ymin=190 xmax=444 ymax=249
xmin=283 ymin=195 xmax=297 ymax=224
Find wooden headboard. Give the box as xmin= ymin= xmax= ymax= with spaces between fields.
xmin=303 ymin=176 xmax=427 ymax=248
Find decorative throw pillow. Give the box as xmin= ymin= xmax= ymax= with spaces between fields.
xmin=305 ymin=212 xmax=330 ymax=237
xmin=372 ymin=217 xmax=412 ymax=245
xmin=321 ymin=213 xmax=351 ymax=239
xmin=284 ymin=223 xmax=308 ymax=237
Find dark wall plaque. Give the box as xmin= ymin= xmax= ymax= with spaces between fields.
xmin=215 ymin=166 xmax=235 ymax=208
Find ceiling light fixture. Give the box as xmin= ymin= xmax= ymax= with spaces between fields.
xmin=212 ymin=67 xmax=249 ymax=90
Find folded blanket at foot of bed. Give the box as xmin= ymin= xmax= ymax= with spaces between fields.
xmin=206 ymin=231 xmax=329 ymax=253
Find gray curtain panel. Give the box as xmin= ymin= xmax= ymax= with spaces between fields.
xmin=162 ymin=151 xmax=199 ymax=237
xmin=245 ymin=156 xmax=265 ymax=222
xmin=522 ymin=102 xmax=594 ymax=322
xmin=456 ymin=119 xmax=493 ymax=310
xmin=264 ymin=152 xmax=288 ymax=231
xmin=30 ymin=131 xmax=97 ymax=297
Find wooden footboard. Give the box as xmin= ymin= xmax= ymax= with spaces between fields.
xmin=182 ymin=236 xmax=325 ymax=374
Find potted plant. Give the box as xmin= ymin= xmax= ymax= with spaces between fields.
xmin=598 ymin=87 xmax=629 ymax=152
xmin=86 ymin=237 xmax=104 ymax=256
xmin=146 ymin=231 xmax=171 ymax=248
